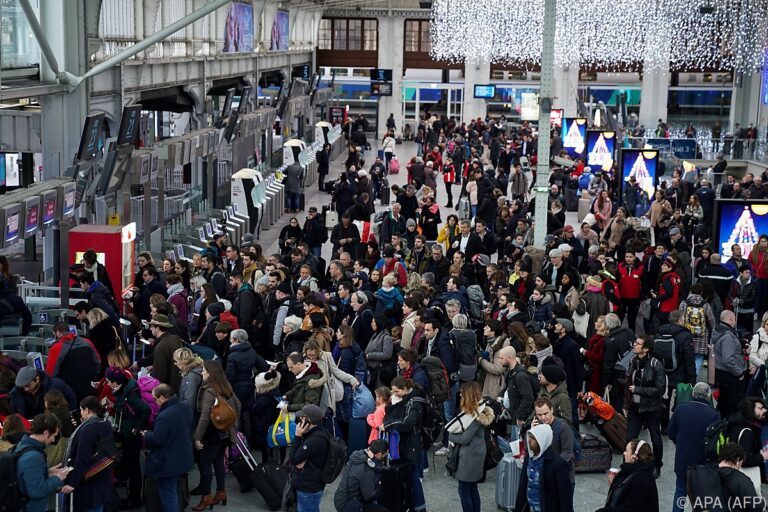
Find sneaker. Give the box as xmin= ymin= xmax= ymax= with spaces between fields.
xmin=434 ymin=447 xmax=450 ymax=456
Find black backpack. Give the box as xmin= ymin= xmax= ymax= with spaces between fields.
xmin=0 ymin=446 xmax=35 ymax=512
xmin=686 ymin=464 xmax=727 ymax=512
xmin=410 ymin=396 xmax=445 ymax=450
xmin=654 ymin=333 xmax=678 ymax=372
xmin=312 ymin=429 xmax=347 ymax=484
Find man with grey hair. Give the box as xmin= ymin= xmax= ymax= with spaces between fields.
xmin=226 ymin=327 xmax=267 ymax=440
xmin=601 ymin=313 xmax=636 ymax=412
xmin=713 ymin=309 xmax=746 ymax=418
xmin=543 ymin=247 xmax=580 ymax=289
xmin=668 ymin=382 xmax=720 ymax=512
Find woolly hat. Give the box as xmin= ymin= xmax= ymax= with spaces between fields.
xmin=662 ymin=258 xmax=676 ymax=268
xmin=582 ymin=213 xmax=597 ymax=227
xmin=14 ymin=366 xmax=38 ymax=388
xmin=586 ymin=275 xmax=602 ymax=288
xmin=277 ymin=281 xmax=294 ymax=295
xmin=254 ymin=369 xmax=281 ymax=393
xmin=104 ymin=366 xmax=129 ymax=386
xmin=406 ymin=218 xmax=417 ymax=228
xmin=540 ymin=364 xmax=566 ymax=385
xmin=206 ymin=302 xmax=226 ymax=317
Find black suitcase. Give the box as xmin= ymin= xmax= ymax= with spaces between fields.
xmin=299 ymin=193 xmax=306 ymax=211
xmin=144 ymin=474 xmax=189 ymax=512
xmin=575 ymin=434 xmax=612 ymax=473
xmin=565 ymin=187 xmax=579 ymax=211
xmin=253 ymin=461 xmax=290 ymax=511
xmin=230 ymin=427 xmax=261 ymax=493
xmin=379 ymin=461 xmax=411 ymax=511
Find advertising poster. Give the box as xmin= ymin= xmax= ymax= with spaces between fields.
xmin=716 ymin=201 xmax=768 ymax=259
xmin=621 ymin=149 xmax=658 ymax=202
xmin=270 ymin=10 xmax=289 ymax=51
xmin=586 ymin=131 xmax=616 ymax=171
xmin=520 ymin=92 xmax=539 ymax=121
xmin=550 ymin=109 xmax=563 ymax=129
xmin=561 ymin=118 xmax=587 ymax=158
xmin=223 ymin=2 xmax=254 ymax=53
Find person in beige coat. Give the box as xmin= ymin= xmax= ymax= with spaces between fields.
xmin=478 ymin=320 xmax=510 ymax=400
xmin=302 ymin=340 xmax=358 ymax=416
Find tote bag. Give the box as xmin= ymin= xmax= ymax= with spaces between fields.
xmin=267 ymin=411 xmax=296 ymax=448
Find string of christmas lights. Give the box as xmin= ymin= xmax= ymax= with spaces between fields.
xmin=429 ymin=0 xmax=768 ymax=73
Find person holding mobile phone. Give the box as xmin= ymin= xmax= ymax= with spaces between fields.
xmin=290 ymin=405 xmax=330 ymax=512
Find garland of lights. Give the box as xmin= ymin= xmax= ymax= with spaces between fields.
xmin=430 ymin=0 xmax=768 ymax=73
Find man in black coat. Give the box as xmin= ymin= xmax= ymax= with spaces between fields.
xmin=601 ymin=313 xmax=637 ymax=412
xmin=201 ymin=254 xmax=228 ymax=299
xmin=0 ymin=281 xmax=32 ymax=335
xmin=302 ymin=207 xmax=326 ymax=258
xmin=316 ymin=143 xmax=331 ymax=192
xmin=657 ymin=310 xmax=697 ymax=431
xmin=229 ymin=272 xmax=264 ymax=342
xmin=396 ymin=185 xmax=419 ymax=221
xmin=500 ymin=346 xmax=535 ymax=426
xmin=290 ymin=405 xmax=331 ymax=505
xmin=552 ymin=319 xmax=584 ymax=428
xmin=668 ymin=383 xmax=720 ymax=512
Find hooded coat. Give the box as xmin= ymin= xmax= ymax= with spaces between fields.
xmin=516 ymin=424 xmax=574 ymax=512
xmin=333 ymin=449 xmax=384 ymax=511
xmin=446 ymin=404 xmax=495 ymax=482
xmin=599 ymin=461 xmax=659 ymax=512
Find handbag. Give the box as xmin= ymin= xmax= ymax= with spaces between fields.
xmin=84 ymin=432 xmax=120 ymax=480
xmin=707 ymin=343 xmax=716 ymax=386
xmin=210 ymin=394 xmax=237 ymax=431
xmin=325 ymin=208 xmax=338 ymax=229
xmin=379 ymin=429 xmax=400 ymax=460
xmin=445 ymin=444 xmax=460 ymax=475
xmin=267 ymin=411 xmax=296 ymax=448
xmin=573 ymin=309 xmax=589 ymax=338
xmin=352 ymin=384 xmax=375 ymax=419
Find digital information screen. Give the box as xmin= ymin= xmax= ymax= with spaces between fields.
xmin=586 ymin=131 xmax=616 ymax=171
xmin=561 ymin=118 xmax=587 ymax=158
xmin=473 ymin=85 xmax=496 ymax=99
xmin=620 ymin=149 xmax=658 ymax=203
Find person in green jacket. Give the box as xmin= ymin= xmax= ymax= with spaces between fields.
xmin=106 ymin=367 xmax=150 ymax=509
xmin=281 ymin=352 xmax=323 ymax=413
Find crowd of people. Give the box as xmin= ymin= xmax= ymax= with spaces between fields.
xmin=3 ymin=112 xmax=768 ymax=512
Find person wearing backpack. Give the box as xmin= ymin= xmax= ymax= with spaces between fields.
xmin=105 ymin=366 xmax=151 ymax=509
xmin=601 ymin=313 xmax=636 ymax=413
xmin=11 ymin=413 xmax=73 ymax=512
xmin=624 ymin=335 xmax=667 ymax=478
xmin=655 ymin=310 xmax=696 ymax=432
xmin=679 ymin=283 xmax=717 ymax=376
xmin=333 ymin=438 xmax=389 ymax=512
xmin=499 ymin=346 xmax=536 ymax=428
xmin=725 ymin=397 xmax=768 ymax=492
xmin=289 ymin=404 xmax=333 ymax=512
xmin=713 ymin=310 xmax=747 ymax=419
xmin=149 ymin=314 xmax=184 ymax=394
xmin=668 ymin=383 xmax=720 ymax=512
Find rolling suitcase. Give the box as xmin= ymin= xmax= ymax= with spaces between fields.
xmin=381 ymin=181 xmax=391 ymax=205
xmin=144 ymin=474 xmax=189 ymax=512
xmin=230 ymin=434 xmax=258 ymax=492
xmin=598 ymin=412 xmax=628 ymax=452
xmin=458 ymin=197 xmax=471 ymax=220
xmin=495 ymin=453 xmax=522 ymax=511
xmin=575 ymin=434 xmax=612 ymax=473
xmin=253 ymin=461 xmax=290 ymax=511
xmin=379 ymin=460 xmax=411 ymax=511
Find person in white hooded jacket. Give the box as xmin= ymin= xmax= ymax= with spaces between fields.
xmin=515 ymin=423 xmax=574 ymax=512
xmin=746 ymin=312 xmax=768 ymax=397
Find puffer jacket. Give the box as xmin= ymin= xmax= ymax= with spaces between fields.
xmin=226 ymin=342 xmax=268 ymax=407
xmin=748 ymin=328 xmax=768 ymax=373
xmin=383 ymin=387 xmax=427 ymax=465
xmin=447 ymin=404 xmax=495 ymax=482
xmin=624 ymin=356 xmax=666 ymax=414
xmin=284 ymin=362 xmax=324 ymax=412
xmin=528 ymin=293 xmax=552 ymax=323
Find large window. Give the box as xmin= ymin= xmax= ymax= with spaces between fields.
xmin=405 ymin=20 xmax=430 ymax=53
xmin=318 ymin=18 xmax=377 ymax=52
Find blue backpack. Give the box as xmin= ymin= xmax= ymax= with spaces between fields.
xmin=553 ymin=419 xmax=582 ymax=462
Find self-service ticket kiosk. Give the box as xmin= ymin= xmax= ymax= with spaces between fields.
xmin=283 ymin=139 xmax=307 ymax=166
xmin=315 ymin=121 xmax=333 ymax=145
xmin=231 ymin=168 xmax=264 ymax=238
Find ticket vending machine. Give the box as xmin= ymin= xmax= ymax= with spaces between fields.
xmin=0 ymin=204 xmax=22 ymax=248
xmin=68 ymin=223 xmax=136 ymax=310
xmin=21 ymin=196 xmax=41 ymax=239
xmin=231 ymin=168 xmax=263 ymax=238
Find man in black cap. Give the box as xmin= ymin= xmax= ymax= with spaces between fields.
xmin=537 ymin=362 xmax=572 ymax=425
xmin=149 ymin=313 xmax=183 ymax=393
xmin=290 ymin=404 xmax=331 ymax=511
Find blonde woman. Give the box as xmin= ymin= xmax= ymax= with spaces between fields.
xmin=87 ymin=307 xmax=125 ymax=377
xmin=302 ymin=340 xmax=357 ymax=418
xmin=173 ymin=347 xmax=204 ymax=410
xmin=478 ymin=320 xmax=510 ymax=400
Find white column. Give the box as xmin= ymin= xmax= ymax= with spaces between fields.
xmin=730 ymin=72 xmax=762 ymax=133
xmin=261 ymin=2 xmax=277 ymax=51
xmin=377 ymin=16 xmax=404 ymax=138
xmin=463 ymin=61 xmax=491 ymax=121
xmin=553 ymin=62 xmax=579 ymax=117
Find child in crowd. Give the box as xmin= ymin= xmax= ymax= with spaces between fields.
xmin=367 ymin=386 xmax=391 ymax=444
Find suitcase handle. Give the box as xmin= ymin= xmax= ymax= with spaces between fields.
xmin=236 ymin=434 xmax=258 ymax=471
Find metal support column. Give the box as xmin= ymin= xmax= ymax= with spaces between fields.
xmin=533 ymin=0 xmax=556 ymax=247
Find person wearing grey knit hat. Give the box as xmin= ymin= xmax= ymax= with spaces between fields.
xmin=555 ymin=317 xmax=574 ymax=333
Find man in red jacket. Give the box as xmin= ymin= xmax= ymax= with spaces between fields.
xmin=46 ymin=321 xmax=101 ymax=401
xmin=618 ymin=253 xmax=645 ymax=331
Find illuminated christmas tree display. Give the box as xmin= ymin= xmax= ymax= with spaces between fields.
xmin=563 ymin=120 xmax=585 ymax=155
xmin=627 ymin=153 xmax=654 ymax=199
xmin=722 ymin=206 xmax=759 ymax=258
xmin=588 ymin=133 xmax=613 ymax=170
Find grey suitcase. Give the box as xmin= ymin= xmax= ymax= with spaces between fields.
xmin=495 ymin=453 xmax=522 ymax=511
xmin=458 ymin=197 xmax=471 ymax=220
xmin=578 ymin=193 xmax=592 ymax=223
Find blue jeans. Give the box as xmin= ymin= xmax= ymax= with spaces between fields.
xmin=408 ymin=464 xmax=426 ymax=511
xmin=458 ymin=480 xmax=481 ymax=512
xmin=297 ymin=489 xmax=324 ymax=512
xmin=286 ymin=191 xmax=301 ymax=211
xmin=672 ymin=472 xmax=687 ymax=512
xmin=156 ymin=476 xmax=179 ymax=512
xmin=310 ymin=246 xmax=322 ymax=258
xmin=695 ymin=354 xmax=705 ymax=379
xmin=442 ymin=381 xmax=460 ymax=446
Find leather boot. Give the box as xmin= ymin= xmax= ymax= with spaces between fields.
xmin=212 ymin=491 xmax=228 ymax=506
xmin=191 ymin=495 xmax=215 ymax=511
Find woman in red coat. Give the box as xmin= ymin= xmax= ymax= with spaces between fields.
xmin=581 ymin=315 xmax=607 ymax=395
xmin=652 ymin=258 xmax=681 ymax=326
